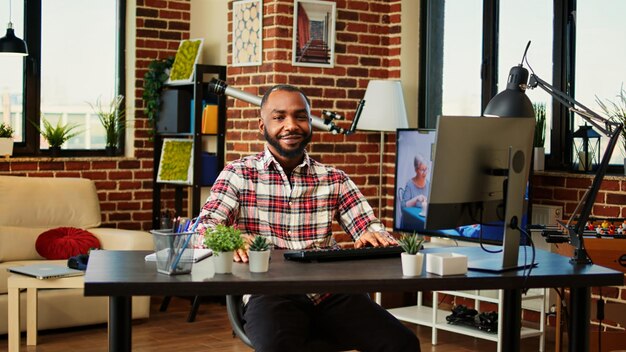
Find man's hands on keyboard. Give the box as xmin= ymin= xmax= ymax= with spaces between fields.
xmin=354 ymin=230 xmax=398 ymax=248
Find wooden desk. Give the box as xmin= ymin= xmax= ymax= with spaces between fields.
xmin=84 ymin=247 xmax=624 ymax=352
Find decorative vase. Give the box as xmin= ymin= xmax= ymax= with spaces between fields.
xmin=248 ymin=250 xmax=271 ymax=273
xmin=49 ymin=146 xmax=61 ymax=157
xmin=212 ymin=251 xmax=234 ymax=274
xmin=105 ymin=146 xmax=117 ymax=156
xmin=0 ymin=138 xmax=13 ymax=157
xmin=401 ymin=252 xmax=424 ymax=277
xmin=533 ymin=147 xmax=545 ymax=171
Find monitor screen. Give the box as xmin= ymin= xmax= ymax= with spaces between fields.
xmin=393 ymin=125 xmax=531 ymax=246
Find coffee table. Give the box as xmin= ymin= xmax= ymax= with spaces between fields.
xmin=7 ymin=273 xmax=85 ymax=352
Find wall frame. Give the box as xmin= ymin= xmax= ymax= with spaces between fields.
xmin=167 ymin=39 xmax=204 ymax=85
xmin=232 ymin=0 xmax=263 ymax=67
xmin=292 ymin=0 xmax=336 ymax=68
xmin=157 ymin=139 xmax=194 ymax=185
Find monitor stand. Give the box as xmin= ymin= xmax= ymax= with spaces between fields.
xmin=467 ymin=250 xmax=538 ymax=273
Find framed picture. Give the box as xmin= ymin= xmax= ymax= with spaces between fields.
xmin=157 ymin=139 xmax=194 ymax=185
xmin=167 ymin=38 xmax=204 ymax=84
xmin=232 ymin=0 xmax=263 ymax=67
xmin=292 ymin=0 xmax=336 ymax=68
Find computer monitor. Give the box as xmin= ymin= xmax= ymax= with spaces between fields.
xmin=393 ymin=128 xmax=529 ymax=246
xmin=426 ymin=115 xmax=535 ymax=272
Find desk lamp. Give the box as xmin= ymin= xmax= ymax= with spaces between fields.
xmin=357 ymin=80 xmax=409 ymax=220
xmin=484 ymin=43 xmax=624 ymax=265
xmin=0 ymin=0 xmax=28 ymax=56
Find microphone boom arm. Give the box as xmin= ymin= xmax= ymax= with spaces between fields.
xmin=208 ymin=78 xmax=360 ymax=135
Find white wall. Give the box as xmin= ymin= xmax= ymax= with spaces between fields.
xmin=191 ymin=0 xmax=229 ymax=66
xmin=401 ymin=0 xmax=420 ymax=128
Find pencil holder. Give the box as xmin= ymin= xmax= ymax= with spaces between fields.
xmin=150 ymin=229 xmax=198 ymax=275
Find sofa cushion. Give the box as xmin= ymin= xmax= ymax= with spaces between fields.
xmin=0 ymin=226 xmax=47 ymax=262
xmin=36 ymin=227 xmax=101 ymax=260
xmin=0 ymin=176 xmax=101 ymax=229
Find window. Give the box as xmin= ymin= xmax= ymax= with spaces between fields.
xmin=0 ymin=0 xmax=124 ymax=156
xmin=420 ymin=0 xmax=626 ymax=171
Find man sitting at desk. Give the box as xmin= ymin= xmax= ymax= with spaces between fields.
xmin=196 ymin=85 xmax=420 ymax=351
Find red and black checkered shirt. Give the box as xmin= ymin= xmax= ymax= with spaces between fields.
xmin=197 ymin=147 xmax=386 ymax=304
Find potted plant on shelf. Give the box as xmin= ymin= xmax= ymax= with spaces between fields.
xmin=398 ymin=233 xmax=425 ymax=277
xmin=533 ymin=102 xmax=546 ymax=171
xmin=143 ymin=57 xmax=174 ymax=134
xmin=0 ymin=122 xmax=14 ymax=157
xmin=89 ymin=95 xmax=125 ymax=156
xmin=248 ymin=236 xmax=271 ymax=273
xmin=33 ymin=119 xmax=81 ymax=157
xmin=203 ymin=224 xmax=244 ymax=274
xmin=596 ymin=85 xmax=626 ymax=174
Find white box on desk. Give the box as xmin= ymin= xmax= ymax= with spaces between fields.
xmin=426 ymin=252 xmax=468 ymax=276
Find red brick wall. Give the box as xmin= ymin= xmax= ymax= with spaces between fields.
xmin=225 ymin=0 xmax=403 ymax=244
xmin=0 ymin=0 xmax=192 ymax=231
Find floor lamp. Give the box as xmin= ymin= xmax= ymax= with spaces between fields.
xmin=358 ymin=80 xmax=409 ymax=304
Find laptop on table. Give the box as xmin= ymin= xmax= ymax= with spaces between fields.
xmin=7 ymin=263 xmax=84 ymax=280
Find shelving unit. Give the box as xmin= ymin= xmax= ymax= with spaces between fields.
xmin=152 ymin=64 xmax=226 ymax=229
xmin=388 ymin=289 xmax=546 ymax=352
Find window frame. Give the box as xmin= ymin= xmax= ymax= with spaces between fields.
xmin=13 ymin=0 xmax=126 ymax=157
xmin=419 ymin=0 xmax=623 ymax=174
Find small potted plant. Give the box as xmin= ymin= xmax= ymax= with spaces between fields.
xmin=248 ymin=236 xmax=271 ymax=273
xmin=0 ymin=122 xmax=14 ymax=157
xmin=398 ymin=233 xmax=425 ymax=277
xmin=203 ymin=224 xmax=244 ymax=274
xmin=533 ymin=102 xmax=546 ymax=171
xmin=33 ymin=118 xmax=81 ymax=157
xmin=596 ymin=85 xmax=626 ymax=174
xmin=90 ymin=95 xmax=125 ymax=156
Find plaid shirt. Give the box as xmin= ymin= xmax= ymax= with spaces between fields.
xmin=197 ymin=146 xmax=386 ymax=304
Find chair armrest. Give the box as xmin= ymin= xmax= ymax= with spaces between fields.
xmin=88 ymin=228 xmax=154 ymax=251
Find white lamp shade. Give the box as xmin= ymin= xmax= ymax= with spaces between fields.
xmin=357 ymin=80 xmax=409 ymax=132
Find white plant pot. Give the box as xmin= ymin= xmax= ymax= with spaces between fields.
xmin=0 ymin=138 xmax=13 ymax=157
xmin=212 ymin=251 xmax=234 ymax=274
xmin=401 ymin=252 xmax=424 ymax=277
xmin=248 ymin=250 xmax=271 ymax=273
xmin=533 ymin=147 xmax=545 ymax=171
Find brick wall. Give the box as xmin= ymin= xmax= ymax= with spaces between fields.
xmin=225 ymin=0 xmax=403 ymax=244
xmin=0 ymin=0 xmax=192 ymax=231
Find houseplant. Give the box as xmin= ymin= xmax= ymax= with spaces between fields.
xmin=33 ymin=118 xmax=81 ymax=157
xmin=90 ymin=95 xmax=125 ymax=156
xmin=533 ymin=102 xmax=547 ymax=171
xmin=0 ymin=122 xmax=15 ymax=157
xmin=596 ymin=85 xmax=626 ymax=174
xmin=203 ymin=224 xmax=244 ymax=274
xmin=398 ymin=233 xmax=425 ymax=276
xmin=143 ymin=57 xmax=174 ymax=133
xmin=248 ymin=235 xmax=271 ymax=273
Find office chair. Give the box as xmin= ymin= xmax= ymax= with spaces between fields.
xmin=225 ymin=295 xmax=350 ymax=351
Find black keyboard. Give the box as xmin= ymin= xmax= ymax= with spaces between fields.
xmin=283 ymin=246 xmax=403 ymax=262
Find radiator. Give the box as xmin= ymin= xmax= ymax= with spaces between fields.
xmin=532 ymin=204 xmax=563 ymax=226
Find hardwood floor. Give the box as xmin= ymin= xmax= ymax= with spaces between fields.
xmin=0 ymin=296 xmax=554 ymax=351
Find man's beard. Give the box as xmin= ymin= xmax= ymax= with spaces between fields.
xmin=264 ymin=128 xmax=312 ymax=159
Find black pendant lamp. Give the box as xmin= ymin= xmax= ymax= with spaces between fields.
xmin=0 ymin=0 xmax=28 ymax=56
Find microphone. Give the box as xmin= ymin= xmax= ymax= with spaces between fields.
xmin=207 ymin=79 xmax=352 ymax=135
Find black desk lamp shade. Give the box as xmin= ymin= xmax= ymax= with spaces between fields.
xmin=484 ymin=66 xmax=535 ymax=118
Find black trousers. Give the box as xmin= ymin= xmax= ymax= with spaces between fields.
xmin=243 ymin=293 xmax=421 ymax=352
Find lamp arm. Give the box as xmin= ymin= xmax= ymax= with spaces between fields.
xmin=528 ymin=74 xmax=621 ymax=137
xmin=530 ymin=73 xmax=625 ymax=264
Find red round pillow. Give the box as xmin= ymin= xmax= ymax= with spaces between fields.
xmin=36 ymin=227 xmax=101 ymax=260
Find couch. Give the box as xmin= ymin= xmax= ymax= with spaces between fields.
xmin=0 ymin=175 xmax=154 ymax=335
